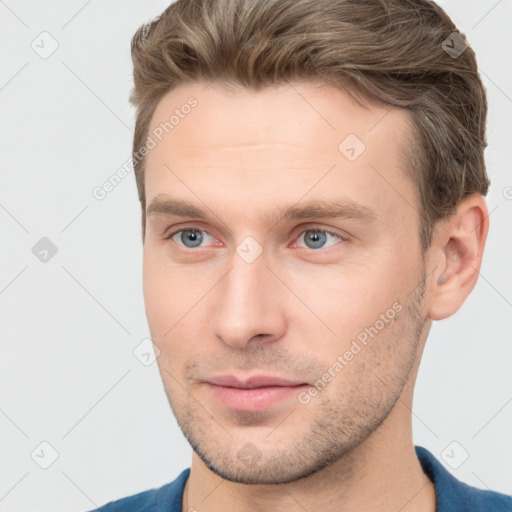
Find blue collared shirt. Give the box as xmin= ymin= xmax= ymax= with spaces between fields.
xmin=90 ymin=446 xmax=512 ymax=511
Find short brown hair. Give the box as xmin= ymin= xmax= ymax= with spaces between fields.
xmin=129 ymin=0 xmax=489 ymax=250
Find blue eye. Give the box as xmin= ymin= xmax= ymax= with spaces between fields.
xmin=171 ymin=229 xmax=215 ymax=248
xmin=296 ymin=230 xmax=342 ymax=250
xmin=166 ymin=227 xmax=343 ymax=250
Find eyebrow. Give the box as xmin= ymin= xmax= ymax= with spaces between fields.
xmin=146 ymin=194 xmax=377 ymax=225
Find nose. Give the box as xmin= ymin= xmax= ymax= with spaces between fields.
xmin=210 ymin=248 xmax=287 ymax=350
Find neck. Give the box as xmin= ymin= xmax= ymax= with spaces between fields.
xmin=182 ymin=399 xmax=436 ymax=512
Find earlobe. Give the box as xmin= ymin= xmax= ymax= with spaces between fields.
xmin=428 ymin=195 xmax=489 ymax=321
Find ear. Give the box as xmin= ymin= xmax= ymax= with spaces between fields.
xmin=427 ymin=194 xmax=489 ymax=321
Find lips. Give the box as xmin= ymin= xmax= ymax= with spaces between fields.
xmin=203 ymin=374 xmax=308 ymax=412
xmin=205 ymin=374 xmax=306 ymax=389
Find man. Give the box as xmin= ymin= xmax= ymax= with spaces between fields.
xmin=91 ymin=0 xmax=511 ymax=510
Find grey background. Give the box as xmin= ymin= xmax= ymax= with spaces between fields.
xmin=0 ymin=1 xmax=510 ymax=511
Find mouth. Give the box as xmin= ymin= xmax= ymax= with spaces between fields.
xmin=203 ymin=374 xmax=309 ymax=412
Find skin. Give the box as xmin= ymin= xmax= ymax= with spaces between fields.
xmin=142 ymin=81 xmax=488 ymax=512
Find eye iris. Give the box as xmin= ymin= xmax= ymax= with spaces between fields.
xmin=181 ymin=230 xmax=203 ymax=248
xmin=176 ymin=230 xmax=332 ymax=249
xmin=305 ymin=231 xmax=327 ymax=249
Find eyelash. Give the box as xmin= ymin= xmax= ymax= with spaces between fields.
xmin=163 ymin=225 xmax=347 ymax=250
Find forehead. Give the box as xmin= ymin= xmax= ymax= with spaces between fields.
xmin=143 ymin=81 xmax=416 ymax=228
xmin=147 ymin=81 xmax=411 ymax=167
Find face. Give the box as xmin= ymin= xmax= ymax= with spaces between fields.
xmin=143 ymin=81 xmax=429 ymax=484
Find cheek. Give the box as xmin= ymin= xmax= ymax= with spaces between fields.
xmin=143 ymin=259 xmax=186 ymax=381
xmin=286 ymin=262 xmax=405 ymax=341
xmin=143 ymin=249 xmax=213 ymax=362
xmin=143 ymin=250 xmax=187 ymax=336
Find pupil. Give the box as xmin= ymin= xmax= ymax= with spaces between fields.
xmin=182 ymin=230 xmax=202 ymax=247
xmin=306 ymin=231 xmax=326 ymax=249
